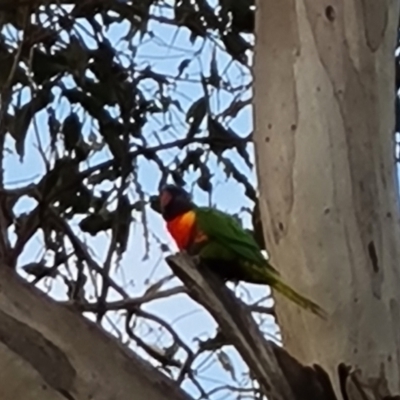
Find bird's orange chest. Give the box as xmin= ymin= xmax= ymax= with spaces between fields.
xmin=166 ymin=211 xmax=207 ymax=250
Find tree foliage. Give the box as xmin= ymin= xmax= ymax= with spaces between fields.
xmin=0 ymin=0 xmax=267 ymax=398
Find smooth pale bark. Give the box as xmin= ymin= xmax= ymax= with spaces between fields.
xmin=253 ymin=0 xmax=400 ymax=396
xmin=0 ymin=266 xmax=192 ymax=400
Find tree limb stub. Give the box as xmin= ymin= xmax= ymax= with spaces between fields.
xmin=167 ymin=253 xmax=337 ymax=400
xmin=167 ymin=253 xmax=400 ymax=400
xmin=0 ymin=265 xmax=193 ymax=400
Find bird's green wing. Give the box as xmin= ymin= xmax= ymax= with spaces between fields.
xmin=195 ymin=207 xmax=326 ymax=319
xmin=195 ymin=207 xmax=268 ymax=268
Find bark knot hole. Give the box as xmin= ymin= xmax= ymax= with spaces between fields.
xmin=325 ymin=5 xmax=335 ymax=21
xmin=368 ymin=241 xmax=379 ymax=273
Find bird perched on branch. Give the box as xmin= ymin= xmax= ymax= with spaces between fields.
xmin=159 ymin=184 xmax=325 ymax=318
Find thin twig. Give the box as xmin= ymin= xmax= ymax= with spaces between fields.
xmin=125 ymin=313 xmax=182 ymax=369
xmin=248 ymin=304 xmax=275 ymax=318
xmin=70 ymin=286 xmax=186 ymax=312
xmin=48 ymin=206 xmax=129 ymax=299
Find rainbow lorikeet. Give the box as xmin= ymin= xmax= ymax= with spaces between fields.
xmin=160 ymin=185 xmax=325 ymax=318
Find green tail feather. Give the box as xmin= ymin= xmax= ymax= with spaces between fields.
xmin=271 ymin=279 xmax=327 ymax=319
xmin=247 ymin=262 xmax=327 ymax=319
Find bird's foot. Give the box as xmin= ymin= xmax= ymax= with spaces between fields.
xmin=191 ymin=255 xmax=202 ymax=266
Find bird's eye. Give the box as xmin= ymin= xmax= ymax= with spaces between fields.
xmin=160 ymin=191 xmax=172 ymax=210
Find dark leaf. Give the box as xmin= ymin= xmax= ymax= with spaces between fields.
xmin=131 ymin=200 xmax=146 ymax=212
xmin=139 ymin=66 xmax=169 ymax=85
xmin=208 ymin=117 xmax=241 ymax=154
xmin=64 ymin=273 xmax=87 ymax=302
xmin=99 ymin=118 xmax=129 ymax=163
xmin=197 ymin=329 xmax=229 ymax=353
xmin=236 ymin=142 xmax=253 ymax=169
xmin=149 ymin=195 xmax=161 ymax=214
xmin=178 ymin=148 xmax=204 ymax=172
xmin=92 ymin=38 xmax=116 ymax=65
xmin=38 ymin=158 xmax=81 ymax=201
xmin=186 ymin=96 xmax=207 ymax=123
xmin=24 ymin=24 xmax=58 ymax=49
xmin=58 ymin=15 xmax=74 ymax=31
xmin=160 ymin=243 xmax=170 ymax=252
xmin=115 ymin=194 xmax=132 ymax=256
xmin=23 ymin=262 xmax=57 ymax=279
xmin=208 ymin=117 xmax=236 ymax=140
xmin=220 ymin=157 xmax=256 ymax=201
xmin=0 ymin=43 xmax=28 ymax=88
xmin=177 ymin=58 xmax=191 ymax=77
xmin=59 ymin=186 xmax=93 ymax=217
xmin=79 ymin=77 xmax=118 ymax=107
xmin=75 ymin=140 xmax=91 ymax=162
xmin=217 ymin=350 xmax=236 ymax=381
xmin=79 ymin=213 xmax=113 ymax=235
xmin=221 ymin=0 xmax=255 ymax=33
xmin=135 ymin=0 xmax=155 ymax=38
xmin=221 ymin=98 xmax=251 ymax=119
xmin=87 ymin=168 xmax=121 ymax=185
xmin=186 ymin=96 xmax=207 ymax=138
xmin=144 ymin=274 xmax=174 ymax=296
xmin=31 ymin=49 xmax=66 ymax=84
xmin=54 ymin=251 xmax=70 ymax=267
xmin=71 ymin=1 xmax=104 ymax=18
xmin=208 ymin=48 xmax=220 ymax=88
xmin=60 ymin=36 xmax=89 ymax=77
xmin=10 ymin=87 xmax=54 ymax=160
xmin=171 ymin=170 xmax=186 ymax=186
xmin=174 ymin=0 xmax=207 ymax=39
xmin=62 ymin=112 xmax=82 ymax=153
xmin=221 ymin=32 xmax=251 ymax=64
xmin=63 ymin=88 xmax=104 ymax=120
xmin=48 ymin=108 xmax=61 ymax=151
xmin=197 ymin=165 xmax=213 ymax=193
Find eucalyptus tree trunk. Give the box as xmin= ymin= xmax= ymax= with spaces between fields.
xmin=253 ymin=0 xmax=400 ymax=396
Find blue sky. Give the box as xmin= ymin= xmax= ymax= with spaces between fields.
xmin=4 ymin=2 xmax=277 ymax=398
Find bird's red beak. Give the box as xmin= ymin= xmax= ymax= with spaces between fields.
xmin=159 ymin=190 xmax=172 ymax=212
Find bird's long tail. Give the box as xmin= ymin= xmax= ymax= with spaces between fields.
xmin=250 ymin=262 xmax=327 ymax=319
xmin=271 ymin=277 xmax=327 ymax=319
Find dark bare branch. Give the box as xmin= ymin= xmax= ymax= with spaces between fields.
xmin=72 ymin=286 xmax=187 ymax=313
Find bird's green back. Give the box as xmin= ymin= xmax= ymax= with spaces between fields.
xmin=194 ymin=206 xmax=267 ymax=267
